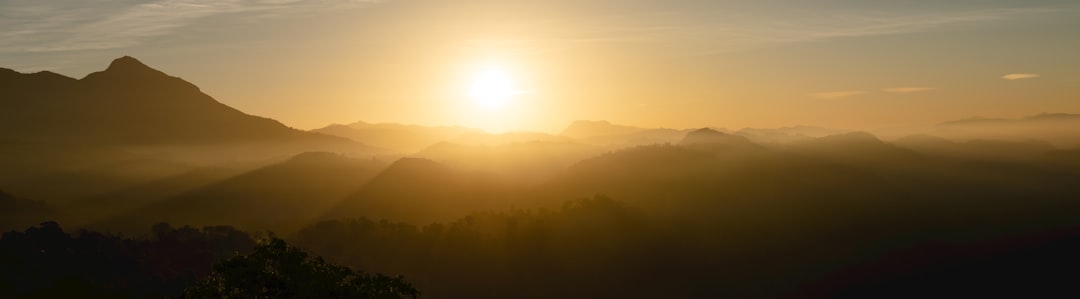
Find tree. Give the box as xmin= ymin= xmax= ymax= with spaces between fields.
xmin=181 ymin=238 xmax=419 ymax=299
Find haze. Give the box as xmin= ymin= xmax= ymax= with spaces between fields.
xmin=3 ymin=1 xmax=1080 ymax=298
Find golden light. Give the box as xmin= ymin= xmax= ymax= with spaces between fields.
xmin=467 ymin=66 xmax=519 ymax=111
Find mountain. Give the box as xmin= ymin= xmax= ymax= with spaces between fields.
xmin=559 ymin=120 xmax=646 ymax=139
xmin=101 ymin=152 xmax=388 ymax=233
xmin=540 ymin=142 xmax=900 ymax=220
xmin=64 ymin=161 xmax=263 ymax=227
xmin=680 ymin=128 xmax=760 ymax=150
xmin=0 ymin=56 xmax=357 ymax=148
xmin=330 ymin=158 xmax=517 ymax=224
xmin=1 ymin=152 xmax=201 ymax=204
xmin=559 ymin=120 xmax=690 ymax=146
xmin=895 ymin=134 xmax=1056 ymax=161
xmin=932 ymin=113 xmax=1080 ymax=147
xmin=736 ymin=125 xmax=846 ymax=144
xmin=939 ymin=113 xmax=1080 ymax=127
xmin=312 ymin=121 xmax=482 ymax=153
xmin=938 ymin=117 xmax=1011 ymax=127
xmin=0 ymin=56 xmax=379 ymax=204
xmin=413 ymin=140 xmax=603 ymax=182
xmin=787 ymin=132 xmax=919 ymax=161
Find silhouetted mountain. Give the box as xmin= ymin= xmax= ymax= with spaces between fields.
xmin=543 ymin=131 xmax=1078 ymax=222
xmin=331 ymin=158 xmax=516 ymax=223
xmin=895 ymin=134 xmax=1056 ymax=161
xmin=103 ymin=152 xmax=388 ymax=233
xmin=542 ymin=143 xmax=897 ymax=216
xmin=932 ymin=113 xmax=1080 ymax=146
xmin=0 ymin=56 xmax=358 ymax=147
xmin=413 ymin=141 xmax=603 ymax=182
xmin=313 ymin=121 xmax=482 ymax=153
xmin=2 ymin=150 xmax=204 ymax=204
xmin=586 ymin=128 xmax=691 ymax=147
xmin=559 ymin=120 xmax=646 ymax=139
xmin=940 ymin=113 xmax=1080 ymax=127
xmin=786 ymin=132 xmax=925 ymax=165
xmin=559 ymin=120 xmax=692 ymax=146
xmin=66 ymin=162 xmax=263 ymax=228
xmin=1027 ymin=113 xmax=1080 ymax=121
xmin=938 ymin=117 xmax=1011 ymax=127
xmin=680 ymin=128 xmax=761 ymax=150
xmin=0 ymin=57 xmax=381 ymax=206
xmin=737 ymin=125 xmax=847 ymax=144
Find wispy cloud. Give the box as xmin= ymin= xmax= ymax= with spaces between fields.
xmin=883 ymin=87 xmax=935 ymax=93
xmin=808 ymin=91 xmax=865 ymax=99
xmin=528 ymin=6 xmax=1065 ymax=56
xmin=1002 ymin=73 xmax=1040 ymax=80
xmin=701 ymin=7 xmax=1063 ymax=55
xmin=0 ymin=0 xmax=380 ymax=53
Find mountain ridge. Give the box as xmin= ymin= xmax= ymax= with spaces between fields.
xmin=0 ymin=56 xmax=360 ymax=148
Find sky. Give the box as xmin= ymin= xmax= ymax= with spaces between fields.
xmin=2 ymin=0 xmax=1078 ymax=132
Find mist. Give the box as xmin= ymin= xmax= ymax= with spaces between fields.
xmin=3 ymin=53 xmax=1080 ymax=298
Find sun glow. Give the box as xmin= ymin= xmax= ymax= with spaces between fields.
xmin=454 ymin=60 xmax=546 ymax=133
xmin=467 ymin=67 xmax=519 ymax=111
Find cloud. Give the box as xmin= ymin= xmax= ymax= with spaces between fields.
xmin=609 ymin=6 xmax=1061 ymax=56
xmin=446 ymin=4 xmax=1068 ymax=57
xmin=1002 ymin=73 xmax=1040 ymax=80
xmin=0 ymin=0 xmax=381 ymax=53
xmin=808 ymin=91 xmax=865 ymax=99
xmin=883 ymin=87 xmax=935 ymax=93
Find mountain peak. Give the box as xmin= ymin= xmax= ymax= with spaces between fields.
xmin=93 ymin=55 xmax=170 ymax=79
xmin=561 ymin=120 xmax=643 ymax=138
xmin=680 ymin=127 xmax=756 ymax=148
xmin=105 ymin=55 xmax=154 ymax=71
xmin=571 ymin=120 xmax=612 ymax=126
xmin=688 ymin=127 xmax=723 ymax=134
xmin=80 ymin=55 xmax=195 ymax=91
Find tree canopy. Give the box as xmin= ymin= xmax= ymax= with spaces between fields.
xmin=181 ymin=238 xmax=419 ymax=299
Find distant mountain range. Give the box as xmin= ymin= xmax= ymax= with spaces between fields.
xmin=4 ymin=57 xmax=1080 ymax=299
xmin=2 ymin=56 xmax=1079 ymax=235
xmin=312 ymin=122 xmax=482 ymax=153
xmin=313 ymin=112 xmax=1080 ymax=156
xmin=680 ymin=128 xmax=759 ymax=150
xmin=560 ymin=120 xmax=647 ymax=139
xmin=314 ymin=119 xmax=689 ymax=154
xmin=939 ymin=113 xmax=1080 ymax=126
xmin=4 ymin=57 xmax=1076 ymax=151
xmin=930 ymin=113 xmax=1080 ymax=146
xmin=97 ymin=152 xmax=389 ymax=233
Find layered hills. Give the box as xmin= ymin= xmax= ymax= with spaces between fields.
xmin=4 ymin=56 xmax=1080 ymax=298
xmin=0 ymin=57 xmax=375 ymax=205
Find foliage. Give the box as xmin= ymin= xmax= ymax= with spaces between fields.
xmin=0 ymin=222 xmax=255 ymax=299
xmin=292 ymin=193 xmax=1080 ymax=298
xmin=181 ymin=238 xmax=419 ymax=299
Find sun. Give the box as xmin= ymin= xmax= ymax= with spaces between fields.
xmin=467 ymin=66 xmax=519 ymax=110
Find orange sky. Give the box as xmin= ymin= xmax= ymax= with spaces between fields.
xmin=2 ymin=0 xmax=1079 ymax=132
